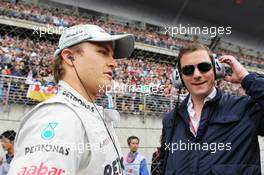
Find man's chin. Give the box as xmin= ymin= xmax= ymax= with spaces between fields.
xmin=191 ymin=89 xmax=210 ymax=97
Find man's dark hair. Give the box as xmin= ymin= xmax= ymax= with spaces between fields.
xmin=127 ymin=136 xmax=140 ymax=145
xmin=178 ymin=43 xmax=211 ymax=62
xmin=0 ymin=130 xmax=16 ymax=141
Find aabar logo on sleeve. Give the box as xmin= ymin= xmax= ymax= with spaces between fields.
xmin=17 ymin=163 xmax=65 ymax=175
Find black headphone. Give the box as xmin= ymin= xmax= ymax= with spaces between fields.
xmin=172 ymin=54 xmax=225 ymax=88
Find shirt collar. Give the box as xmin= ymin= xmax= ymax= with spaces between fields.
xmin=187 ymin=87 xmax=217 ymax=107
xmin=58 ymin=80 xmax=121 ymax=123
xmin=205 ymin=87 xmax=217 ymax=102
xmin=58 ymin=80 xmax=103 ymax=112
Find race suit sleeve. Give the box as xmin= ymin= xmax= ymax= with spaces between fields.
xmin=7 ymin=103 xmax=88 ymax=175
xmin=241 ymin=73 xmax=264 ymax=135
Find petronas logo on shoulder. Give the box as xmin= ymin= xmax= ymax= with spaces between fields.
xmin=41 ymin=122 xmax=58 ymax=140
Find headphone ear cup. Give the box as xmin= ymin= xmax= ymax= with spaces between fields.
xmin=214 ymin=59 xmax=225 ymax=79
xmin=172 ymin=69 xmax=183 ymax=88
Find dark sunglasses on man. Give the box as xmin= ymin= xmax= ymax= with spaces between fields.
xmin=181 ymin=62 xmax=212 ymax=76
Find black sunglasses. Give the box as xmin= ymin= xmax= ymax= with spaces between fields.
xmin=181 ymin=62 xmax=212 ymax=76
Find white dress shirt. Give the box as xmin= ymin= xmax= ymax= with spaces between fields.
xmin=187 ymin=87 xmax=217 ymax=136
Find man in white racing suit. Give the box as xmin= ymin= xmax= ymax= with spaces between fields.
xmin=8 ymin=24 xmax=134 ymax=175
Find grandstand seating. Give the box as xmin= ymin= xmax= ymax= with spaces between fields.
xmin=0 ymin=0 xmax=262 ymax=113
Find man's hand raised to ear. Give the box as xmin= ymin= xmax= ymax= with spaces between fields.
xmin=219 ymin=55 xmax=249 ymax=84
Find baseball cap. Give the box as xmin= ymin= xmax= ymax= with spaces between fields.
xmin=54 ymin=24 xmax=134 ymax=59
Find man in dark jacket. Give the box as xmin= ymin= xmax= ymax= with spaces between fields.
xmin=160 ymin=43 xmax=264 ymax=175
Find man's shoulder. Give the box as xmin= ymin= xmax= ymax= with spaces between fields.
xmin=22 ymin=95 xmax=78 ymax=122
xmin=17 ymin=95 xmax=84 ymax=140
xmin=218 ymin=91 xmax=251 ymax=110
xmin=15 ymin=101 xmax=86 ymax=149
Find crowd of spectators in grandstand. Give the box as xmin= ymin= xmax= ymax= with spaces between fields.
xmin=0 ymin=0 xmax=189 ymax=50
xmin=0 ymin=33 xmax=244 ymax=95
xmin=0 ymin=0 xmax=261 ymax=112
xmin=0 ymin=33 xmax=244 ymax=109
xmin=0 ymin=0 xmax=264 ymax=67
xmin=0 ymin=34 xmax=54 ymax=82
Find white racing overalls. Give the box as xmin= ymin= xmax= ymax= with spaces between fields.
xmin=8 ymin=80 xmax=124 ymax=175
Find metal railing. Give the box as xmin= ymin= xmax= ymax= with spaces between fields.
xmin=0 ymin=74 xmax=186 ymax=115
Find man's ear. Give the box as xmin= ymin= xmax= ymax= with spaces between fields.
xmin=60 ymin=49 xmax=74 ymax=66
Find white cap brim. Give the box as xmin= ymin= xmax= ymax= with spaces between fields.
xmin=88 ymin=34 xmax=134 ymax=59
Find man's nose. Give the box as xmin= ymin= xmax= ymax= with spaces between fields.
xmin=193 ymin=67 xmax=202 ymax=79
xmin=108 ymin=56 xmax=118 ymax=68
